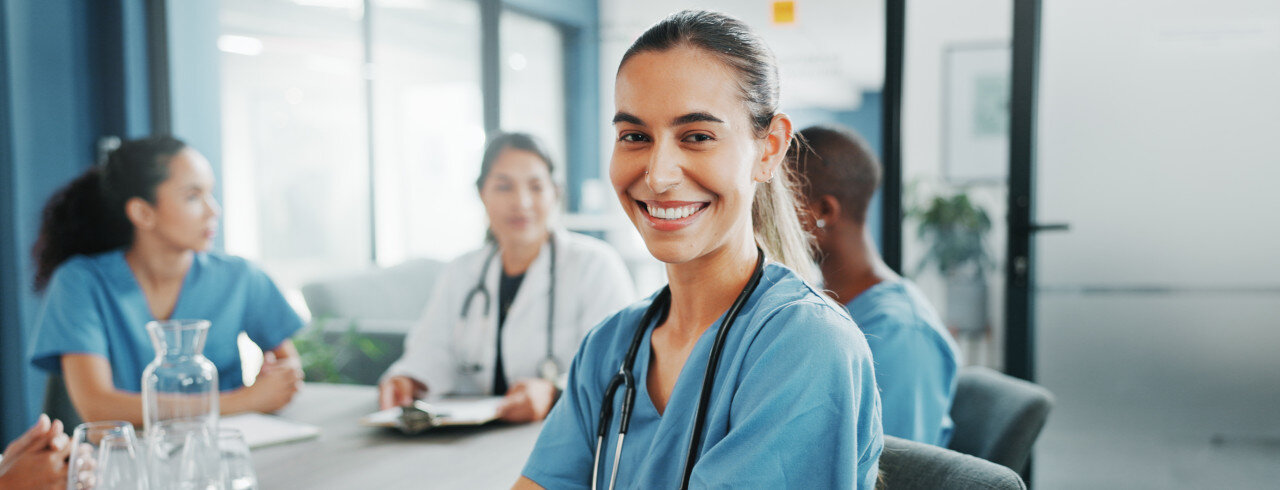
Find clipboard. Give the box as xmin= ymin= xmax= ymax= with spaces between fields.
xmin=359 ymin=397 xmax=504 ymax=434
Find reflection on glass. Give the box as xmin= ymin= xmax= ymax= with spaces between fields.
xmin=219 ymin=429 xmax=258 ymax=490
xmin=68 ymin=421 xmax=143 ymax=490
xmin=901 ymin=2 xmax=1012 ymax=369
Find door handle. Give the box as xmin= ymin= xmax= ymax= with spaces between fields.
xmin=1028 ymin=222 xmax=1070 ymax=233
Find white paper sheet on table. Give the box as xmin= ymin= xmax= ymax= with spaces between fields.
xmin=221 ymin=412 xmax=320 ymax=449
xmin=360 ymin=396 xmax=504 ymax=428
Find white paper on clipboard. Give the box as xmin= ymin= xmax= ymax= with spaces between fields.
xmin=221 ymin=412 xmax=320 ymax=449
xmin=360 ymin=397 xmax=504 ymax=430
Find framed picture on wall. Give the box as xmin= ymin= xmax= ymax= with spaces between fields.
xmin=943 ymin=43 xmax=1011 ymax=183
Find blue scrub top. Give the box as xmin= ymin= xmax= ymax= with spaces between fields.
xmin=523 ymin=263 xmax=883 ymax=489
xmin=847 ymin=279 xmax=959 ymax=446
xmin=28 ymin=250 xmax=304 ymax=392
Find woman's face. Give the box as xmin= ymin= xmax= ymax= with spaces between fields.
xmin=479 ymin=148 xmax=557 ymax=249
xmin=610 ymin=46 xmax=777 ymax=265
xmin=145 ymin=148 xmax=221 ymax=251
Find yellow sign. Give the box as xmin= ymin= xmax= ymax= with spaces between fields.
xmin=772 ymin=1 xmax=796 ymax=25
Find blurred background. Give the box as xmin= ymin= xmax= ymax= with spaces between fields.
xmin=1 ymin=0 xmax=1276 ymax=487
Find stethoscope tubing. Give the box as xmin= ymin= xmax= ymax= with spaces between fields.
xmin=679 ymin=247 xmax=765 ymax=489
xmin=592 ymin=248 xmax=765 ymax=490
xmin=457 ymin=234 xmax=558 ymax=381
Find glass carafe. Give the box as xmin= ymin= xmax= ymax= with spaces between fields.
xmin=142 ymin=319 xmax=221 ymax=489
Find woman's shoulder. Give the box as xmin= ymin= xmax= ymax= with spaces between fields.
xmin=46 ymin=250 xmax=123 ymax=289
xmin=745 ymin=263 xmax=867 ymax=356
xmin=444 ymin=243 xmax=496 ymax=270
xmin=555 ymin=229 xmax=625 ymax=264
xmin=196 ymin=252 xmax=277 ymax=283
xmin=754 ymin=263 xmax=853 ymax=325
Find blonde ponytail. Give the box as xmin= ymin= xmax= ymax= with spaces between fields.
xmin=753 ymin=160 xmax=819 ymax=284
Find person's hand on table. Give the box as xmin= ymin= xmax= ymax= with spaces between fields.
xmin=0 ymin=414 xmax=71 ymax=490
xmin=498 ymin=378 xmax=557 ymax=423
xmin=378 ymin=375 xmax=427 ymax=410
xmin=248 ymin=350 xmax=304 ymax=413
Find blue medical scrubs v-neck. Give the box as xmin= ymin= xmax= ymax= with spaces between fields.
xmin=523 ymin=263 xmax=883 ymax=489
xmin=29 ymin=250 xmax=304 ymax=392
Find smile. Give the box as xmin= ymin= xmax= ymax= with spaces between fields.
xmin=637 ymin=200 xmax=710 ymax=230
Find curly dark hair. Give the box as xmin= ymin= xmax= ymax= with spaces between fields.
xmin=31 ymin=135 xmax=187 ymax=292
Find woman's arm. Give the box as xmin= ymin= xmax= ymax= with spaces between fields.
xmin=61 ymin=354 xmax=295 ymax=425
xmin=511 ymin=476 xmax=545 ymax=490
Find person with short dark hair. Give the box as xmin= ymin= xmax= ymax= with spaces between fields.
xmin=789 ymin=124 xmax=961 ymax=446
xmin=27 ymin=136 xmax=305 ymax=426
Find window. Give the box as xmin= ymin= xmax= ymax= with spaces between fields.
xmin=219 ymin=0 xmax=370 ymax=287
xmin=500 ymin=10 xmax=566 ymax=184
xmin=217 ymin=0 xmax=572 ymax=290
xmin=371 ymin=0 xmax=486 ymax=265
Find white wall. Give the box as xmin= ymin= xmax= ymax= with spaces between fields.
xmin=1034 ymin=0 xmax=1280 ymax=486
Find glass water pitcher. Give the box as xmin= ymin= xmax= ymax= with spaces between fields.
xmin=142 ymin=319 xmax=222 ymax=489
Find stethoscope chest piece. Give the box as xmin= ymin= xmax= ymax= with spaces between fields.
xmin=538 ymin=358 xmax=561 ymax=383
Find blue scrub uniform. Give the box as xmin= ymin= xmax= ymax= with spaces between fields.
xmin=29 ymin=250 xmax=303 ymax=392
xmin=523 ymin=263 xmax=883 ymax=489
xmin=847 ymin=279 xmax=959 ymax=446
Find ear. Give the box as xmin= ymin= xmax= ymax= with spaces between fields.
xmin=124 ymin=197 xmax=156 ymax=231
xmin=753 ymin=113 xmax=794 ymax=183
xmin=815 ymin=195 xmax=842 ymax=225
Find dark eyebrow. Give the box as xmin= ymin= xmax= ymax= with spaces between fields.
xmin=612 ymin=112 xmax=643 ymax=125
xmin=672 ymin=112 xmax=724 ymax=126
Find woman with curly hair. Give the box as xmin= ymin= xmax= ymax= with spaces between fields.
xmin=28 ymin=136 xmax=305 ymax=426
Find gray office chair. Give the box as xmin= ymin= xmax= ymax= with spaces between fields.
xmin=43 ymin=374 xmax=82 ymax=435
xmin=880 ymin=435 xmax=1026 ymax=489
xmin=947 ymin=366 xmax=1054 ymax=474
xmin=300 ymin=257 xmax=444 ymax=385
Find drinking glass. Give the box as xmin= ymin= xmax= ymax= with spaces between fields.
xmin=95 ymin=432 xmax=149 ymax=490
xmin=68 ymin=421 xmax=139 ymax=490
xmin=218 ymin=429 xmax=258 ymax=490
xmin=147 ymin=418 xmax=221 ymax=490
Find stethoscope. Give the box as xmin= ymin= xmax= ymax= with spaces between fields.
xmin=457 ymin=233 xmax=560 ymax=384
xmin=592 ymin=247 xmax=766 ymax=490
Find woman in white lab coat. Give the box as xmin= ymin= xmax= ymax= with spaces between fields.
xmin=378 ymin=132 xmax=636 ymax=423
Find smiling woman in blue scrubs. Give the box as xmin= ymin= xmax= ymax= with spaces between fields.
xmin=788 ymin=125 xmax=961 ymax=446
xmin=27 ymin=136 xmax=305 ymax=426
xmin=516 ymin=11 xmax=882 ymax=489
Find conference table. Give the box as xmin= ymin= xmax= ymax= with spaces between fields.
xmin=252 ymin=383 xmax=543 ymax=489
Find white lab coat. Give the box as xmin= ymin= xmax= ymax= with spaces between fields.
xmin=384 ymin=228 xmax=636 ymax=396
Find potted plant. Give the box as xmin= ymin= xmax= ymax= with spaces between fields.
xmin=908 ymin=191 xmax=993 ymax=335
xmin=293 ymin=317 xmax=389 ymax=384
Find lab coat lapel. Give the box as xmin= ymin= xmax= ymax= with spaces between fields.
xmin=497 ymin=237 xmax=553 ymax=381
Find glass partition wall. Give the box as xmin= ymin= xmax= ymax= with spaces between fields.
xmin=901 ymin=0 xmax=1012 ymax=371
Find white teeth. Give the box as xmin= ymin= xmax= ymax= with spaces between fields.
xmin=646 ymin=203 xmax=700 ymax=220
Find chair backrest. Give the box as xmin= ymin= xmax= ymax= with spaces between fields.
xmin=300 ymin=257 xmax=446 ymax=330
xmin=299 ymin=257 xmax=444 ymax=385
xmin=947 ymin=366 xmax=1054 ymax=473
xmin=43 ymin=374 xmax=82 ymax=435
xmin=880 ymin=435 xmax=1026 ymax=490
